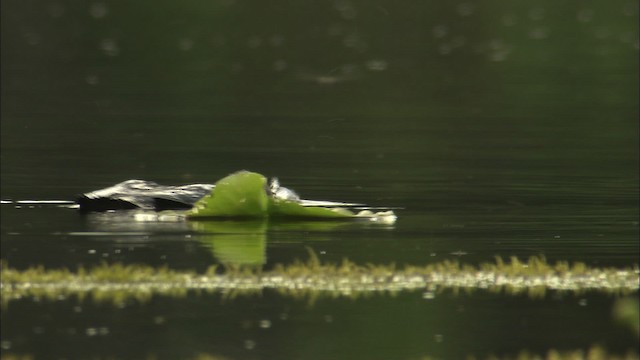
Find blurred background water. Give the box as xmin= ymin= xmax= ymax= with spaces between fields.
xmin=1 ymin=0 xmax=638 ymax=359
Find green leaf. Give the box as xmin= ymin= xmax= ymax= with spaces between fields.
xmin=187 ymin=171 xmax=269 ymax=218
xmin=187 ymin=170 xmax=396 ymax=223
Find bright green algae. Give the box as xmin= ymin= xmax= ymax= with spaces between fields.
xmin=1 ymin=256 xmax=638 ymax=305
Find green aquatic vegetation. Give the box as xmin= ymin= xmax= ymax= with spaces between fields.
xmin=188 ymin=171 xmax=269 ymax=218
xmin=186 ymin=171 xmax=396 ymax=222
xmin=613 ymin=297 xmax=640 ymax=337
xmin=1 ymin=256 xmax=638 ymax=306
xmin=2 ymin=347 xmax=638 ymax=360
xmin=460 ymin=345 xmax=639 ymax=360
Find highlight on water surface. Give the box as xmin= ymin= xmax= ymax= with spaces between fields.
xmin=1 ymin=255 xmax=638 ymax=306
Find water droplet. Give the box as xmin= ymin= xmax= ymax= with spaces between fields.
xmin=244 ymin=339 xmax=256 ymax=350
xmin=259 ymin=319 xmax=271 ymax=329
xmin=100 ymin=38 xmax=119 ymax=56
xmin=365 ymin=59 xmax=388 ymax=71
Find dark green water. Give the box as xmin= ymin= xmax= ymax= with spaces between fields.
xmin=1 ymin=0 xmax=639 ymax=359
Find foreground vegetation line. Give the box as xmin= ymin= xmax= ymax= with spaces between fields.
xmin=1 ymin=256 xmax=638 ymax=304
xmin=1 ymin=345 xmax=638 ymax=360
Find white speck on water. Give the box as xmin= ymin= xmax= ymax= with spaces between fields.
xmin=324 ymin=315 xmax=334 ymax=323
xmin=100 ymin=38 xmax=119 ymax=56
xmin=244 ymin=339 xmax=256 ymax=350
xmin=434 ymin=334 xmax=444 ymax=343
xmin=259 ymin=319 xmax=272 ymax=329
xmin=423 ymin=291 xmax=435 ymax=300
xmin=86 ymin=327 xmax=98 ymax=336
xmin=1 ymin=341 xmax=12 ymax=350
xmin=578 ymin=298 xmax=588 ymax=306
xmin=88 ymin=249 xmax=96 ymax=254
xmin=365 ymin=59 xmax=388 ymax=71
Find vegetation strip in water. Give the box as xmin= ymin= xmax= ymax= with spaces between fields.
xmin=1 ymin=255 xmax=638 ymax=305
xmin=1 ymin=345 xmax=639 ymax=360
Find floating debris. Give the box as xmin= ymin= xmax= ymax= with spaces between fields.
xmin=1 ymin=256 xmax=638 ymax=306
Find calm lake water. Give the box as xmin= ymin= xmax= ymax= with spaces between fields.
xmin=1 ymin=0 xmax=639 ymax=359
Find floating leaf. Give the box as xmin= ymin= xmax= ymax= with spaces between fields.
xmin=187 ymin=170 xmax=396 ymax=223
xmin=188 ymin=171 xmax=269 ymax=218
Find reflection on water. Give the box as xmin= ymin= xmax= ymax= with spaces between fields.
xmin=191 ymin=220 xmax=267 ymax=266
